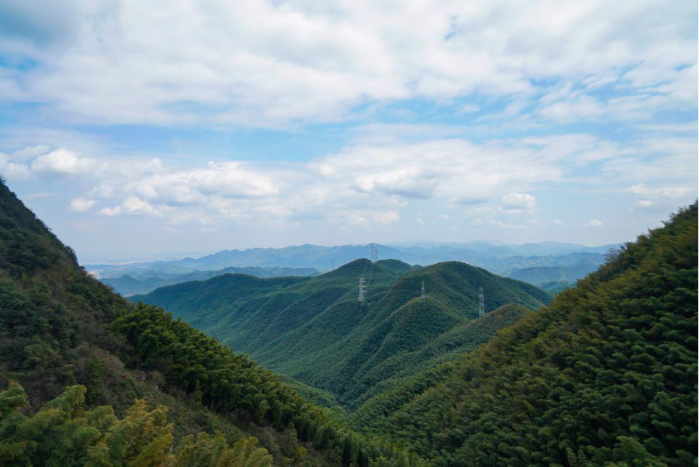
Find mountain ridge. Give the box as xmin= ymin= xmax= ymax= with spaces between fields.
xmin=133 ymin=258 xmax=552 ymax=408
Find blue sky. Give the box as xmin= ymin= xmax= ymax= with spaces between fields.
xmin=0 ymin=0 xmax=696 ymax=261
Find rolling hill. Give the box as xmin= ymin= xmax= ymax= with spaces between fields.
xmin=134 ymin=259 xmax=552 ymax=407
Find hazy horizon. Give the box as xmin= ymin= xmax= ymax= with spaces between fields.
xmin=79 ymin=238 xmax=625 ymax=265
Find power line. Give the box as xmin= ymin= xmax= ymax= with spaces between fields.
xmin=359 ymin=243 xmax=379 ymax=304
xmin=479 ymin=287 xmax=485 ymax=317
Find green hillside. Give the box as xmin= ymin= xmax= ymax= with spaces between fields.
xmin=0 ymin=179 xmax=421 ymax=466
xmin=135 ymin=258 xmax=552 ymax=408
xmin=376 ymin=203 xmax=698 ymax=465
xmin=348 ymin=303 xmax=532 ymax=432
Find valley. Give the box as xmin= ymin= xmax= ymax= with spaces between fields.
xmin=132 ymin=259 xmax=551 ymax=408
xmin=0 ymin=179 xmax=696 ymax=466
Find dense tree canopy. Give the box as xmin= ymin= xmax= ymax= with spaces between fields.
xmin=0 ymin=179 xmax=422 ymax=466
xmin=380 ymin=204 xmax=698 ymax=466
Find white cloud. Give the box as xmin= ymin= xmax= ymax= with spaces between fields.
xmin=0 ymin=152 xmax=30 ymax=179
xmin=469 ymin=218 xmax=483 ymax=226
xmin=491 ymin=220 xmax=524 ymax=229
xmin=314 ymin=138 xmax=568 ymax=206
xmin=69 ymin=197 xmax=96 ymax=213
xmin=439 ymin=214 xmax=450 ymax=220
xmin=0 ymin=0 xmax=694 ymax=127
xmin=416 ymin=218 xmax=425 ymax=226
xmin=627 ymin=182 xmax=695 ymax=209
xmin=501 ymin=192 xmax=536 ymax=214
xmin=585 ymin=219 xmax=603 ymax=227
xmin=552 ymin=219 xmax=563 ymax=225
xmin=12 ymin=145 xmax=50 ymax=161
xmin=327 ymin=211 xmax=368 ymax=226
xmin=373 ymin=210 xmax=400 ymax=225
xmin=31 ymin=149 xmax=97 ymax=177
xmin=98 ymin=206 xmax=121 ymax=217
xmin=3 ymin=130 xmax=695 ymax=230
xmin=100 ymin=196 xmax=160 ymax=217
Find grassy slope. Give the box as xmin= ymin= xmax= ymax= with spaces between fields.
xmin=383 ymin=204 xmax=698 ymax=466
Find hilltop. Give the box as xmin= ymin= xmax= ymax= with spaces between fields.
xmin=135 ymin=258 xmax=552 ymax=407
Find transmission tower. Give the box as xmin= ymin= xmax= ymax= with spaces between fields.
xmin=421 ymin=281 xmax=426 ymax=302
xmin=478 ymin=287 xmax=485 ymax=317
xmin=358 ymin=277 xmax=366 ymax=303
xmin=368 ymin=243 xmax=378 ymax=263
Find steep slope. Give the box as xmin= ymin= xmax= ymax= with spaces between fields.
xmin=0 ymin=180 xmax=421 ymax=466
xmin=136 ymin=259 xmax=551 ymax=407
xmin=380 ymin=204 xmax=698 ymax=466
xmin=348 ymin=303 xmax=532 ymax=433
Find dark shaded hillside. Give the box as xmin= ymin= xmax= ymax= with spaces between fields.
xmin=381 ymin=204 xmax=698 ymax=466
xmin=0 ymin=180 xmax=422 ymax=466
xmin=135 ymin=258 xmax=551 ymax=408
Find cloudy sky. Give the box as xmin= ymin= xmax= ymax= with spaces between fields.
xmin=0 ymin=0 xmax=696 ymax=261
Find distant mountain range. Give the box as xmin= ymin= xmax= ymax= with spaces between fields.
xmin=89 ymin=241 xmax=618 ymax=292
xmin=100 ymin=266 xmax=320 ymax=296
xmin=507 ymin=257 xmax=602 ymax=285
xmin=156 ymin=241 xmax=617 ymax=271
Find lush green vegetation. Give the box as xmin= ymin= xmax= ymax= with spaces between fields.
xmin=375 ymin=203 xmax=698 ymax=466
xmin=348 ymin=304 xmax=531 ymax=431
xmin=4 ymin=173 xmax=694 ymax=466
xmin=134 ymin=259 xmax=551 ymax=407
xmin=0 ymin=382 xmax=273 ymax=466
xmin=0 ymin=179 xmax=422 ymax=466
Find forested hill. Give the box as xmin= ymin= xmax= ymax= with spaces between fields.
xmin=0 ymin=179 xmax=421 ymax=465
xmin=134 ymin=258 xmax=552 ymax=407
xmin=377 ymin=203 xmax=698 ymax=466
xmin=101 ymin=265 xmax=320 ymax=296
